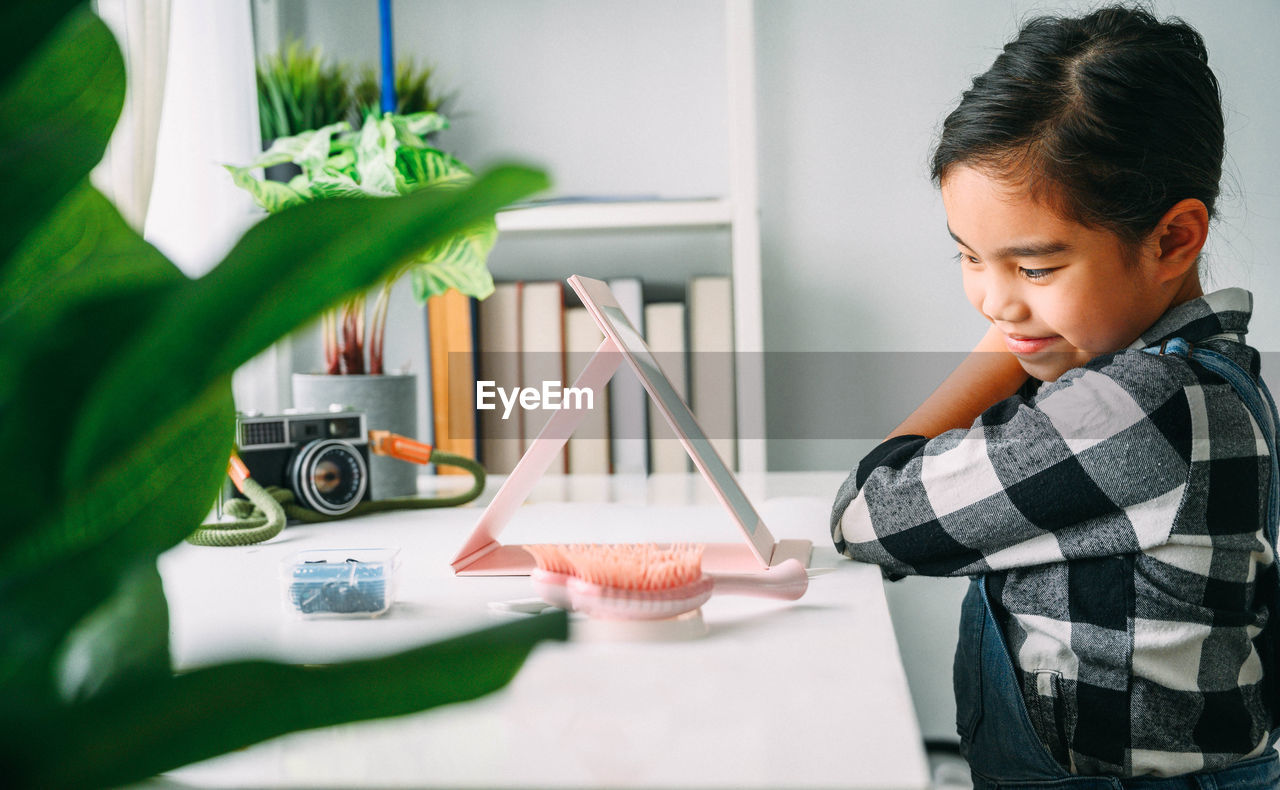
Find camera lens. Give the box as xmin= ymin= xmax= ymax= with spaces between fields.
xmin=290 ymin=439 xmax=368 ymax=516
xmin=312 ymin=459 xmax=343 ymax=494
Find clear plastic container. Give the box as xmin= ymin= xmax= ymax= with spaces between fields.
xmin=282 ymin=548 xmax=399 ymax=618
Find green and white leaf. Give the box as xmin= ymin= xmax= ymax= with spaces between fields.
xmin=354 ymin=116 xmax=400 ymax=197
xmin=306 ymin=168 xmax=367 ymax=200
xmin=324 ymin=147 xmax=356 ymax=175
xmin=224 ymin=100 xmax=511 ymax=308
xmin=243 ymin=121 xmax=349 ymax=172
xmin=394 ymin=111 xmax=449 ymax=147
xmin=295 ymin=122 xmax=349 ymax=174
xmin=224 ymin=165 xmax=307 ymax=213
xmin=397 ymin=148 xmax=471 ymax=191
xmin=409 ymin=216 xmax=499 ymax=301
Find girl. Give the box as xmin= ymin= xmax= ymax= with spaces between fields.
xmin=830 ymin=6 xmax=1280 ymax=788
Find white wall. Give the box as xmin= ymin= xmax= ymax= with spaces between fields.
xmin=757 ymin=0 xmax=1280 ymax=471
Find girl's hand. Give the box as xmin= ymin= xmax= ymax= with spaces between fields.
xmin=886 ymin=325 xmax=1028 ymax=439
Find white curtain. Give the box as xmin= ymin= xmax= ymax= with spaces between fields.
xmin=91 ymin=0 xmax=172 ymax=232
xmin=144 ymin=0 xmax=261 ymax=280
xmin=143 ymin=0 xmax=285 ymax=413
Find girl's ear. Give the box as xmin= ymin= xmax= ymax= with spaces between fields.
xmin=1145 ymin=198 xmax=1209 ymax=282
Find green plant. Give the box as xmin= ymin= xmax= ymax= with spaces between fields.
xmin=352 ymin=58 xmax=454 ymax=122
xmin=228 ymin=110 xmax=496 ymax=374
xmin=0 ymin=4 xmax=562 ymax=787
xmin=256 ymin=39 xmax=353 ymax=142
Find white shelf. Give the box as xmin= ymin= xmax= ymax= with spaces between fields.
xmin=496 ymin=198 xmax=733 ymax=233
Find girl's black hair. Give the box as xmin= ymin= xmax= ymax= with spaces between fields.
xmin=931 ymin=5 xmax=1224 ymax=251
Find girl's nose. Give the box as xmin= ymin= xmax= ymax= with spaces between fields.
xmin=981 ymin=276 xmax=1030 ymax=324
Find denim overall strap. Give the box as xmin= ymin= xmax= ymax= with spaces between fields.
xmin=1142 ymin=337 xmax=1280 ymax=555
xmin=1145 ymin=337 xmax=1280 ymax=751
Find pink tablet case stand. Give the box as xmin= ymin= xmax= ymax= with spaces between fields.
xmin=450 ymin=275 xmax=812 ymax=576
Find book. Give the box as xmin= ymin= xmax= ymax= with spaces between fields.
xmin=644 ymin=302 xmax=690 ymax=474
xmin=520 ymin=281 xmax=568 ymax=475
xmin=607 ymin=277 xmax=648 ymax=474
xmin=426 ymin=288 xmax=477 ymax=475
xmin=476 ymin=281 xmax=523 ymax=474
xmin=564 ymin=306 xmax=611 ymax=474
xmin=688 ymin=276 xmax=736 ymax=471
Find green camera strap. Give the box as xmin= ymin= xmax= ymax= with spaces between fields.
xmin=187 ymin=450 xmax=486 ymax=547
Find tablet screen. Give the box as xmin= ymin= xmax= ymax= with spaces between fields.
xmin=571 ymin=276 xmax=772 ymax=561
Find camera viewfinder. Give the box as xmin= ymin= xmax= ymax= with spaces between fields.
xmin=328 ymin=418 xmax=360 ymax=439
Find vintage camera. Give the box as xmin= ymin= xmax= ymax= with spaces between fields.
xmin=234 ymin=408 xmax=372 ymax=516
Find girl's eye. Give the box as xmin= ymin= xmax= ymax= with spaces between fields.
xmin=953 ymin=252 xmax=980 ymax=265
xmin=1020 ymin=267 xmax=1056 ymax=281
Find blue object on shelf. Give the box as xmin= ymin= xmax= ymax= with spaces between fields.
xmin=379 ymin=0 xmax=395 ymax=113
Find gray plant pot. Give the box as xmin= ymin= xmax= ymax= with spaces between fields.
xmin=292 ymin=373 xmax=418 ymax=501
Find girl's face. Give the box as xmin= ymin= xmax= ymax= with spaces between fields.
xmin=940 ymin=165 xmax=1187 ymax=382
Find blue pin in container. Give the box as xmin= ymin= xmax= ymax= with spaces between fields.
xmin=283 ymin=548 xmax=400 ymax=618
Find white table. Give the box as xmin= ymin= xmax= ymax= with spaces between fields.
xmin=154 ymin=472 xmax=930 ymax=789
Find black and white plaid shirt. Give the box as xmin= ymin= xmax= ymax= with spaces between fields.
xmin=832 ymin=289 xmax=1275 ymax=777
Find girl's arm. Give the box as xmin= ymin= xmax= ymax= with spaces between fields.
xmin=834 ymin=346 xmax=1195 ymax=576
xmin=887 ymin=325 xmax=1028 ymax=439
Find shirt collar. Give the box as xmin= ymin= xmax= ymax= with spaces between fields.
xmin=1128 ymin=288 xmax=1254 ymax=350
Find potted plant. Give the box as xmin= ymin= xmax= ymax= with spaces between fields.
xmin=255 ymin=40 xmax=353 ymax=181
xmin=227 ymin=109 xmax=495 ymax=498
xmin=1 ymin=4 xmax=563 ymax=786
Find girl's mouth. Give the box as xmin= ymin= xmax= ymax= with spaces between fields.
xmin=1003 ymin=334 xmax=1060 ymax=354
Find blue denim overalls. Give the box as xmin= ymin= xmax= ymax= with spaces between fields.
xmin=955 ymin=338 xmax=1280 ymax=789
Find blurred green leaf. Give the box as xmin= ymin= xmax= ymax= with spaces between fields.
xmin=2 ymin=6 xmax=560 ymax=788
xmin=13 ymin=610 xmax=569 ymax=789
xmin=54 ymin=560 xmax=171 ymax=703
xmin=0 ymin=6 xmax=123 ymax=274
xmin=12 ymin=167 xmax=546 ymax=574
xmin=55 ymin=378 xmax=235 ymax=569
xmin=0 ymin=542 xmax=128 ymax=713
xmin=0 ymin=380 xmax=233 ymax=706
xmin=0 ymin=184 xmax=185 ymax=562
xmin=0 ymin=183 xmax=183 ymax=377
xmin=0 ymin=0 xmax=83 ymax=106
